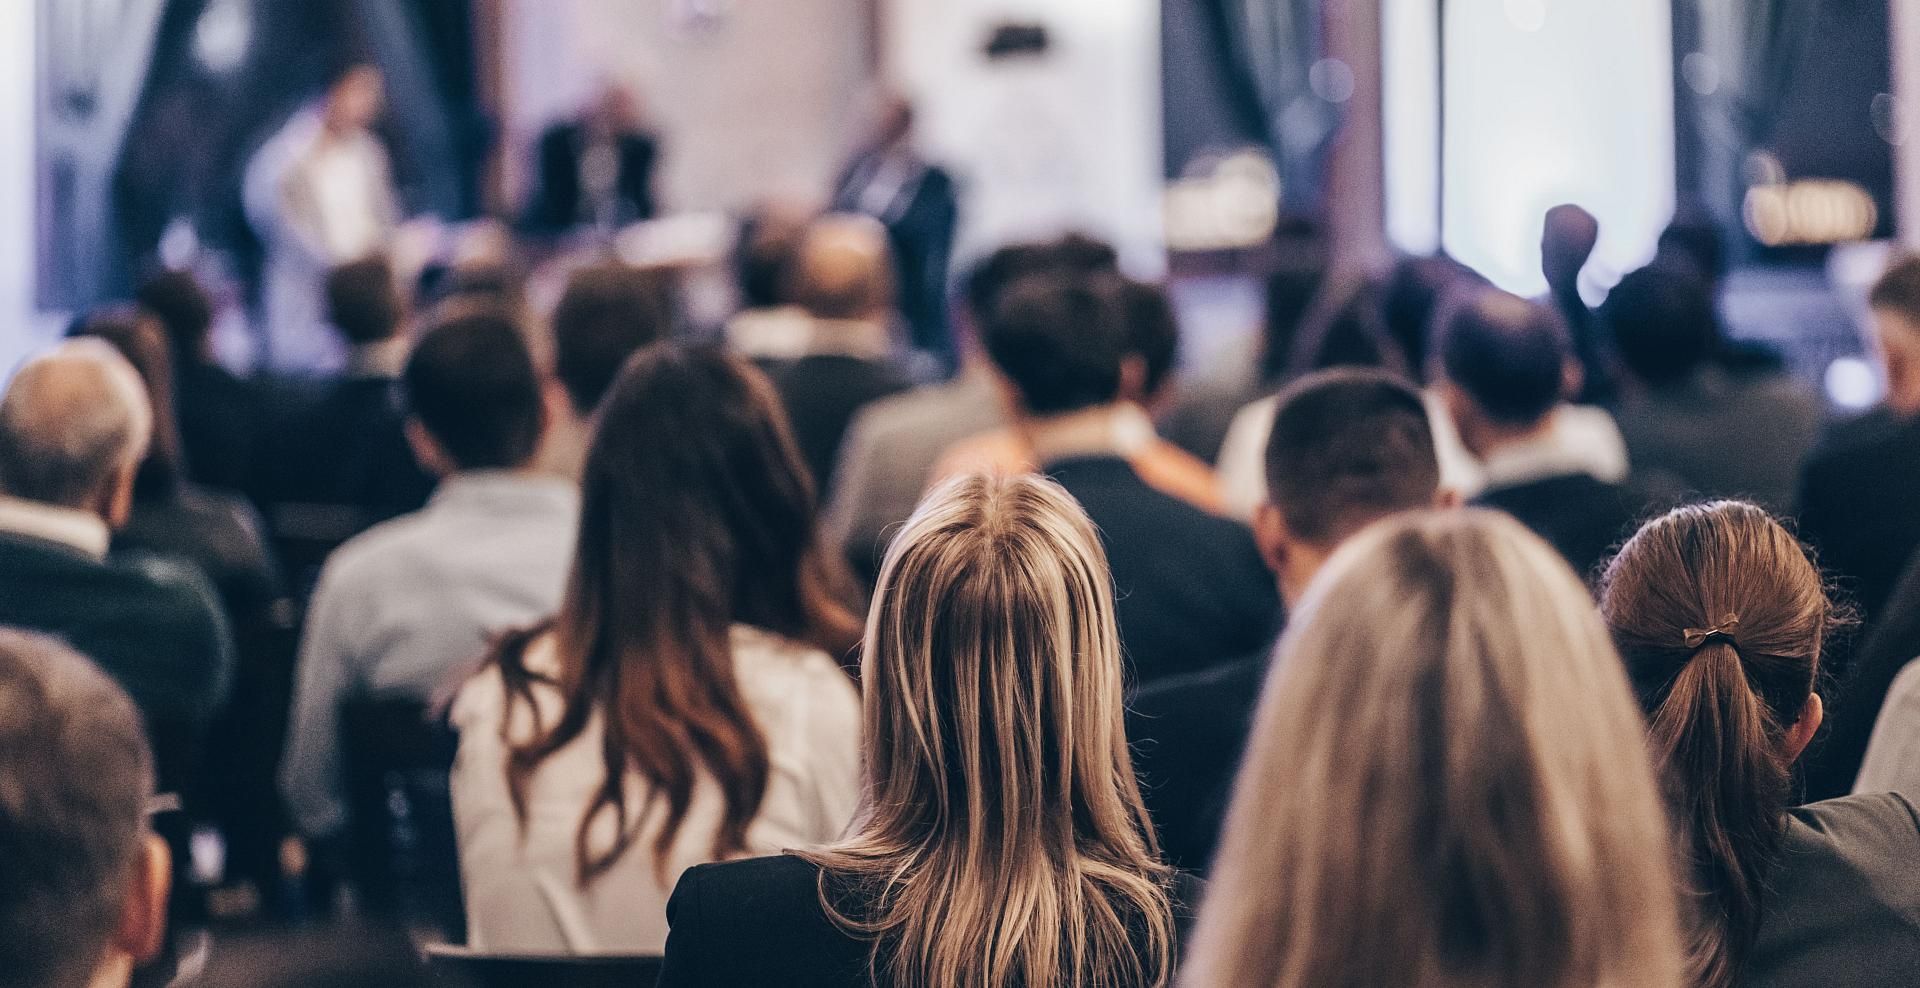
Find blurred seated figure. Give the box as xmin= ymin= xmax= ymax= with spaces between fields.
xmin=966 ymin=269 xmax=1278 ymax=686
xmin=454 ymin=345 xmax=861 ymax=954
xmin=253 ymin=255 xmax=436 ymax=598
xmin=832 ymin=93 xmax=957 ymax=369
xmin=658 ymin=475 xmax=1177 ymax=988
xmin=0 ymin=340 xmax=232 ymax=805
xmin=544 ymin=261 xmax=678 ymax=476
xmin=279 ymin=311 xmax=577 ymax=877
xmin=1799 ymin=255 xmax=1920 ymax=626
xmin=136 ymin=270 xmax=257 ymax=493
xmin=1129 ymin=369 xmax=1444 ymax=873
xmin=1604 ymin=265 xmax=1821 ymax=514
xmin=933 ymin=277 xmax=1222 ymax=513
xmin=821 ymin=236 xmax=1113 ymax=584
xmin=755 ymin=215 xmax=914 ymax=494
xmin=1183 ymin=511 xmax=1685 ymax=987
xmin=723 ymin=203 xmax=814 ymax=361
xmin=521 ymin=83 xmax=659 ymax=235
xmin=1541 ymin=203 xmax=1616 ymax=404
xmin=0 ymin=631 xmax=172 ymax=988
xmin=1439 ymin=289 xmax=1651 ymax=579
xmin=69 ymin=310 xmax=293 ymax=895
xmin=245 ymin=64 xmax=400 ymax=373
xmin=1603 ymin=502 xmax=1920 ymax=987
xmin=1857 ymin=651 xmax=1920 ymax=798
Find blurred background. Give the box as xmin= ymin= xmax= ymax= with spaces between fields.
xmin=0 ymin=0 xmax=1909 ymax=405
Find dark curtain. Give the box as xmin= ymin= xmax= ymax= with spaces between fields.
xmin=1191 ymin=0 xmax=1336 ymax=212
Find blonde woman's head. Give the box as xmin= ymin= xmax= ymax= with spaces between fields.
xmin=1185 ymin=509 xmax=1683 ymax=988
xmin=807 ymin=472 xmax=1173 ymax=988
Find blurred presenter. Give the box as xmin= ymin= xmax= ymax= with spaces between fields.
xmin=245 ymin=64 xmax=400 ymax=373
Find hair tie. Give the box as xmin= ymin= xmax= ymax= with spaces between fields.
xmin=1683 ymin=614 xmax=1741 ymax=651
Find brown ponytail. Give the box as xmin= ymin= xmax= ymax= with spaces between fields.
xmin=1599 ymin=502 xmax=1838 ymax=988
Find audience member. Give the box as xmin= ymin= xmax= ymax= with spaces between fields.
xmin=544 ymin=260 xmax=678 ymax=475
xmin=659 ymin=474 xmax=1176 ymax=987
xmin=453 ymin=344 xmax=862 ymax=954
xmin=1798 ymin=254 xmax=1920 ymax=624
xmin=1601 ymin=501 xmax=1920 ymax=987
xmin=1440 ymin=288 xmax=1649 ymax=578
xmin=724 ymin=203 xmax=816 ymax=360
xmin=931 ymin=276 xmax=1223 ymax=514
xmin=1541 ymin=203 xmax=1615 ymax=403
xmin=755 ymin=214 xmax=914 ymax=493
xmin=1128 ymin=369 xmax=1444 ymax=872
xmin=280 ymin=311 xmax=577 ymax=852
xmin=1604 ymin=264 xmax=1821 ymax=512
xmin=1856 ymin=650 xmax=1920 ymax=797
xmin=1184 ymin=510 xmax=1684 ymax=987
xmin=972 ymin=271 xmax=1279 ymax=685
xmin=0 ymin=631 xmax=172 ymax=988
xmin=0 ymin=341 xmax=232 ymax=797
xmin=69 ymin=309 xmax=293 ymax=894
xmin=136 ymin=269 xmax=257 ymax=492
xmin=1825 ymin=544 xmax=1920 ymax=801
xmin=822 ymin=235 xmax=1113 ymax=583
xmin=253 ymin=254 xmax=435 ymax=597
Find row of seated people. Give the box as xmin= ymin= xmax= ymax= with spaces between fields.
xmin=6 ymin=356 xmax=1919 ymax=985
xmin=8 ymin=214 xmax=1920 ymax=982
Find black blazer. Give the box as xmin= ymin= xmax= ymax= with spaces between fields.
xmin=659 ymin=854 xmax=1190 ymax=987
xmin=1045 ymin=455 xmax=1280 ymax=688
xmin=1473 ymin=473 xmax=1648 ymax=583
xmin=758 ymin=355 xmax=913 ymax=497
xmin=522 ymin=122 xmax=659 ymax=232
xmin=833 ymin=154 xmax=958 ymax=362
xmin=1127 ymin=652 xmax=1269 ymax=873
xmin=1798 ymin=409 xmax=1920 ymax=625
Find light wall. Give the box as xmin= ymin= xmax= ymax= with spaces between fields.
xmin=1387 ymin=0 xmax=1675 ymax=298
xmin=0 ymin=0 xmax=36 ymax=374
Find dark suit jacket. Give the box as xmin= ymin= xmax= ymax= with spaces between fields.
xmin=1046 ymin=455 xmax=1281 ymax=687
xmin=833 ymin=154 xmax=958 ymax=364
xmin=1804 ymin=541 xmax=1920 ymax=801
xmin=759 ymin=355 xmax=913 ymax=497
xmin=522 ymin=123 xmax=659 ymax=233
xmin=252 ymin=375 xmax=436 ymax=599
xmin=1474 ymin=473 xmax=1648 ymax=583
xmin=175 ymin=360 xmax=261 ymax=494
xmin=1797 ymin=408 xmax=1920 ymax=625
xmin=1127 ymin=651 xmax=1270 ymax=873
xmin=0 ymin=531 xmax=232 ymax=794
xmin=660 ymin=854 xmax=1189 ymax=987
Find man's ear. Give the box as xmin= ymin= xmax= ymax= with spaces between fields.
xmin=1784 ymin=692 xmax=1825 ymax=765
xmin=1433 ymin=486 xmax=1463 ymax=510
xmin=404 ymin=418 xmax=456 ymax=478
xmin=114 ymin=835 xmax=171 ymax=966
xmin=1117 ymin=355 xmax=1151 ymax=407
xmin=100 ymin=457 xmax=139 ymax=530
xmin=1252 ymin=502 xmax=1290 ymax=577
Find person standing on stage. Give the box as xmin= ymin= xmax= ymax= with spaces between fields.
xmin=246 ymin=64 xmax=400 ymax=374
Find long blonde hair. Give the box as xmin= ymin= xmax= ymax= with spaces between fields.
xmin=1184 ymin=509 xmax=1684 ymax=988
xmin=801 ymin=473 xmax=1175 ymax=988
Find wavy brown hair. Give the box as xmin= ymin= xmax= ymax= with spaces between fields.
xmin=492 ymin=343 xmax=859 ymax=885
xmin=1599 ymin=501 xmax=1841 ymax=988
xmin=802 ymin=473 xmax=1175 ymax=988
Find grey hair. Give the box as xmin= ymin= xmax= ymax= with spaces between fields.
xmin=0 ymin=340 xmax=153 ymax=509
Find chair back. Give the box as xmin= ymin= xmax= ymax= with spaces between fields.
xmin=423 ymin=945 xmax=664 ymax=988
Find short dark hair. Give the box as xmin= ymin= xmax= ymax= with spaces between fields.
xmin=552 ymin=263 xmax=676 ymax=414
xmin=403 ymin=311 xmax=546 ymax=470
xmin=1869 ymin=254 xmax=1920 ymax=322
xmin=1119 ymin=279 xmax=1179 ymax=399
xmin=734 ymin=209 xmax=810 ymax=309
xmin=982 ymin=271 xmax=1129 ymax=416
xmin=1264 ymin=369 xmax=1439 ymax=544
xmin=0 ymin=630 xmax=153 ymax=988
xmin=326 ymin=256 xmax=402 ymax=345
xmin=961 ymin=235 xmax=1119 ymax=323
xmin=1439 ymin=289 xmax=1570 ymax=427
xmin=1603 ymin=264 xmax=1718 ymax=387
xmin=134 ymin=271 xmax=214 ymax=359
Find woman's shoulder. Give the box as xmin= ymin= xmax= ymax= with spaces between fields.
xmin=1787 ymin=792 xmax=1920 ymax=847
xmin=1773 ymin=792 xmax=1920 ymax=909
xmin=731 ymin=627 xmax=858 ymax=703
xmin=663 ymin=855 xmax=872 ymax=985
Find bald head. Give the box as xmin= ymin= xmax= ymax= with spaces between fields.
xmin=0 ymin=341 xmax=152 ymax=516
xmin=1541 ymin=204 xmax=1599 ymax=290
xmin=789 ymin=214 xmax=894 ymax=322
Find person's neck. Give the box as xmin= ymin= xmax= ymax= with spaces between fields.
xmin=1021 ymin=402 xmax=1154 ymax=464
xmin=85 ymin=952 xmax=133 ymax=988
xmin=344 ymin=336 xmax=408 ymax=378
xmin=1469 ymin=415 xmax=1557 ymax=463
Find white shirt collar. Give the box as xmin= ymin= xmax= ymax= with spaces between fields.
xmin=1479 ymin=425 xmax=1606 ymax=490
xmin=803 ymin=318 xmax=895 ymax=361
xmin=0 ymin=495 xmax=111 ymax=560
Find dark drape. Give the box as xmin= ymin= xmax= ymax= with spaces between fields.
xmin=1186 ymin=0 xmax=1336 ymax=212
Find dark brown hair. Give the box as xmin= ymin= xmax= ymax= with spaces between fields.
xmin=1263 ymin=368 xmax=1438 ymax=545
xmin=494 ymin=343 xmax=859 ymax=884
xmin=551 ymin=262 xmax=677 ymax=414
xmin=1869 ymin=253 xmax=1920 ymax=321
xmin=1598 ymin=501 xmax=1839 ymax=988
